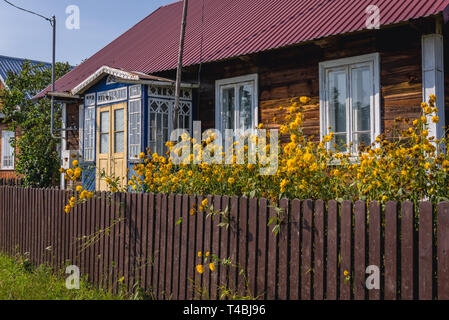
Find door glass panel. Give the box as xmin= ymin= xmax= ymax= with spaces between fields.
xmin=114 ymin=109 xmax=125 ymax=153
xmin=100 ymin=111 xmax=109 ymax=154
xmin=221 ymin=87 xmax=235 ymax=130
xmin=239 ymin=84 xmax=253 ymax=130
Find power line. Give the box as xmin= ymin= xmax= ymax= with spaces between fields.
xmin=2 ymin=0 xmax=52 ymax=24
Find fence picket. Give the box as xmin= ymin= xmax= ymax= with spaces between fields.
xmin=340 ymin=200 xmax=352 ymax=300
xmin=419 ymin=202 xmax=433 ymax=300
xmin=354 ymin=201 xmax=366 ymax=300
xmin=401 ymin=201 xmax=415 ymax=300
xmin=301 ymin=199 xmax=313 ymax=300
xmin=278 ymin=198 xmax=289 ymax=300
xmin=313 ymin=200 xmax=324 ymax=300
xmin=368 ymin=201 xmax=381 ymax=300
xmin=437 ymin=202 xmax=449 ymax=299
xmin=289 ymin=199 xmax=301 ymax=300
xmin=326 ymin=200 xmax=338 ymax=300
xmin=385 ymin=201 xmax=398 ymax=300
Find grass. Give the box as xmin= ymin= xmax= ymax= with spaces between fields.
xmin=0 ymin=252 xmax=127 ymax=300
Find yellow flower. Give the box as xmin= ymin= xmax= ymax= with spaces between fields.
xmin=64 ymin=206 xmax=71 ymax=214
xmin=72 ymin=160 xmax=79 ymax=167
xmin=201 ymin=199 xmax=208 ymax=208
xmin=76 ymin=185 xmax=83 ymax=192
xmin=139 ymin=152 xmax=146 ymax=159
xmin=422 ymin=130 xmax=429 ymax=137
xmin=228 ymin=177 xmax=235 ymax=184
xmin=343 ymin=270 xmax=349 ymax=277
xmin=66 ymin=169 xmax=74 ymax=177
xmin=432 ymin=116 xmax=439 ymax=124
xmin=209 ymin=263 xmax=216 ymax=272
xmin=382 ymin=196 xmax=388 ymax=202
xmin=59 ymin=168 xmax=65 ymax=174
xmin=300 ymin=96 xmax=311 ymax=104
xmin=190 ymin=207 xmax=196 ymax=216
xmin=196 ymin=264 xmax=204 ymax=274
xmin=205 ymin=251 xmax=210 ymax=257
xmin=118 ymin=276 xmax=125 ymax=283
xmin=198 ymin=251 xmax=202 ymax=258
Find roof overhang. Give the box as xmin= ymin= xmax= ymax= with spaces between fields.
xmin=70 ymin=65 xmax=194 ymax=95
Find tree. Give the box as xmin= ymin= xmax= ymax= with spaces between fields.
xmin=0 ymin=61 xmax=72 ymax=187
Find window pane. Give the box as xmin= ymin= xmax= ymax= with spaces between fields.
xmin=332 ymin=133 xmax=347 ymax=153
xmin=353 ymin=132 xmax=371 ymax=152
xmin=221 ymin=88 xmax=235 ymax=130
xmin=114 ymin=132 xmax=124 ymax=153
xmin=328 ymin=70 xmax=347 ymax=134
xmin=239 ymin=84 xmax=253 ymax=130
xmin=352 ymin=67 xmax=371 ymax=133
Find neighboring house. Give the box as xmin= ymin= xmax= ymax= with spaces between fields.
xmin=36 ymin=0 xmax=449 ymax=191
xmin=0 ymin=55 xmax=51 ymax=180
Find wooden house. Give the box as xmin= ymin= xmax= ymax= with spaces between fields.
xmin=0 ymin=55 xmax=51 ymax=180
xmin=36 ymin=0 xmax=449 ymax=191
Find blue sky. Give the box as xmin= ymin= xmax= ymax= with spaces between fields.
xmin=0 ymin=0 xmax=175 ymax=66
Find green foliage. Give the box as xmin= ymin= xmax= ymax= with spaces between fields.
xmin=0 ymin=61 xmax=72 ymax=187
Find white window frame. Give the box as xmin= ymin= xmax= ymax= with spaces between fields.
xmin=215 ymin=74 xmax=258 ymax=132
xmin=128 ymin=98 xmax=142 ymax=160
xmin=83 ymin=106 xmax=96 ymax=162
xmin=85 ymin=93 xmax=96 ymax=107
xmin=1 ymin=130 xmax=15 ymax=170
xmin=319 ymin=53 xmax=381 ymax=151
xmin=129 ymin=85 xmax=142 ymax=99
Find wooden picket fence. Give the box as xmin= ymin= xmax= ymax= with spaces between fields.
xmin=0 ymin=186 xmax=449 ymax=300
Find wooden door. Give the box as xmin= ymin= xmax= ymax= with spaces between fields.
xmin=96 ymin=102 xmax=127 ymax=191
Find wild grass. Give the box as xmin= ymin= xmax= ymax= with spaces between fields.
xmin=0 ymin=252 xmax=126 ymax=300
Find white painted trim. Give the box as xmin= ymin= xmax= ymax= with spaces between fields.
xmin=61 ymin=103 xmax=67 ymax=190
xmin=79 ymin=104 xmax=84 ymax=158
xmin=319 ymin=53 xmax=381 ymax=149
xmin=71 ymin=66 xmax=140 ymax=95
xmin=422 ymin=34 xmax=446 ymax=141
xmin=215 ymin=73 xmax=259 ymax=132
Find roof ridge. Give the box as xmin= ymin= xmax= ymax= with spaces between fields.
xmin=0 ymin=54 xmax=51 ymax=65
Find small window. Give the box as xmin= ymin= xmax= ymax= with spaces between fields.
xmin=215 ymin=74 xmax=258 ymax=132
xmin=83 ymin=106 xmax=95 ymax=161
xmin=97 ymin=87 xmax=127 ymax=105
xmin=85 ymin=93 xmax=95 ymax=106
xmin=1 ymin=131 xmax=14 ymax=170
xmin=319 ymin=53 xmax=380 ymax=153
xmin=128 ymin=99 xmax=141 ymax=160
xmin=129 ymin=85 xmax=142 ymax=99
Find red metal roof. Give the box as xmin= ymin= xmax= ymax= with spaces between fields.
xmin=37 ymin=0 xmax=449 ymax=98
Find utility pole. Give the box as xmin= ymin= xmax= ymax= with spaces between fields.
xmin=173 ymin=0 xmax=189 ymax=131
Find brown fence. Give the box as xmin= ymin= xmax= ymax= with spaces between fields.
xmin=0 ymin=186 xmax=449 ymax=300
